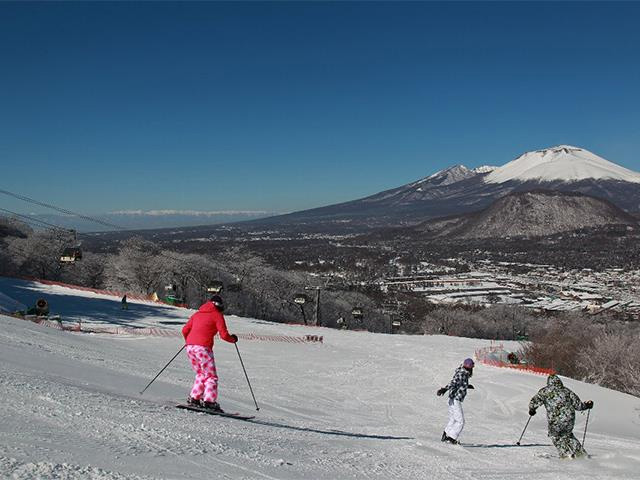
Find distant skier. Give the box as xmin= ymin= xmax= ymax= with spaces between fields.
xmin=528 ymin=374 xmax=593 ymax=458
xmin=121 ymin=295 xmax=128 ymax=310
xmin=437 ymin=358 xmax=475 ymax=444
xmin=182 ymin=295 xmax=238 ymax=412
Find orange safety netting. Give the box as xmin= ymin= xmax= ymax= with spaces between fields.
xmin=475 ymin=342 xmax=555 ymax=376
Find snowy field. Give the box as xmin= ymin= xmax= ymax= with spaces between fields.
xmin=1 ymin=277 xmax=640 ymax=479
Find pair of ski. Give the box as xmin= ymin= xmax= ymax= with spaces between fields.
xmin=176 ymin=403 xmax=255 ymax=421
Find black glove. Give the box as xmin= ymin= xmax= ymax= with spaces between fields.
xmin=584 ymin=400 xmax=594 ymax=409
xmin=230 ymin=334 xmax=238 ymax=343
xmin=437 ymin=387 xmax=448 ymax=397
xmin=529 ymin=408 xmax=536 ymax=416
xmin=468 ymin=384 xmax=474 ymax=389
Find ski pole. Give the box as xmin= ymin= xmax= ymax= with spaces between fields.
xmin=582 ymin=409 xmax=591 ymax=447
xmin=235 ymin=343 xmax=260 ymax=411
xmin=516 ymin=416 xmax=533 ymax=446
xmin=140 ymin=345 xmax=186 ymax=395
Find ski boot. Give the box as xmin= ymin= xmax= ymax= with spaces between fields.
xmin=441 ymin=432 xmax=458 ymax=444
xmin=186 ymin=397 xmax=202 ymax=407
xmin=202 ymin=401 xmax=224 ymax=413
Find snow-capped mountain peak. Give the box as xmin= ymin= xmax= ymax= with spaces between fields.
xmin=410 ymin=164 xmax=496 ymax=190
xmin=485 ymin=145 xmax=640 ymax=184
xmin=413 ymin=165 xmax=475 ymax=187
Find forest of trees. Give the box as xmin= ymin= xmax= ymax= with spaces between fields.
xmin=1 ymin=215 xmax=639 ymax=397
xmin=0 ymin=216 xmax=389 ymax=332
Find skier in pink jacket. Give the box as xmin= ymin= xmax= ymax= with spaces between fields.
xmin=182 ymin=295 xmax=237 ymax=412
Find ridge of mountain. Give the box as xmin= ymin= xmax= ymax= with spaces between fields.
xmin=412 ymin=190 xmax=638 ymax=240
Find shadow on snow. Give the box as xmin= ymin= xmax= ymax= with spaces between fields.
xmin=464 ymin=443 xmax=551 ymax=448
xmin=245 ymin=418 xmax=413 ymax=441
xmin=0 ymin=277 xmax=186 ymax=328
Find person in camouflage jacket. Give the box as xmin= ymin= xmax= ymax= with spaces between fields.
xmin=437 ymin=358 xmax=475 ymax=444
xmin=529 ymin=374 xmax=594 ymax=458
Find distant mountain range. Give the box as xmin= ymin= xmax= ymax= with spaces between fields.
xmin=248 ymin=145 xmax=640 ymax=233
xmin=14 ymin=145 xmax=638 ymax=237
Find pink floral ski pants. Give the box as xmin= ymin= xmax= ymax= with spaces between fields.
xmin=186 ymin=345 xmax=218 ymax=403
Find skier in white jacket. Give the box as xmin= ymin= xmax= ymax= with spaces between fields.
xmin=437 ymin=358 xmax=475 ymax=444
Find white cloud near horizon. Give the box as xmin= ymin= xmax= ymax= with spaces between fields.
xmin=107 ymin=209 xmax=277 ymax=216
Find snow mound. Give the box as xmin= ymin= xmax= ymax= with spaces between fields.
xmin=484 ymin=145 xmax=640 ymax=184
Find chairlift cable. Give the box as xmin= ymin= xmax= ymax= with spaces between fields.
xmin=0 ymin=207 xmax=74 ymax=233
xmin=0 ymin=188 xmax=126 ymax=231
xmin=1 ymin=188 xmax=208 ymax=288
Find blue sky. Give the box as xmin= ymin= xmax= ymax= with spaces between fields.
xmin=1 ymin=1 xmax=639 ymax=216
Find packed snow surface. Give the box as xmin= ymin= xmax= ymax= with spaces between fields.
xmin=1 ymin=277 xmax=640 ymax=480
xmin=484 ymin=145 xmax=640 ymax=184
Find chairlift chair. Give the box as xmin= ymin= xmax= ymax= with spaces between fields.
xmin=294 ymin=293 xmax=309 ymax=305
xmin=60 ymin=247 xmax=82 ymax=263
xmin=206 ymin=281 xmax=224 ymax=294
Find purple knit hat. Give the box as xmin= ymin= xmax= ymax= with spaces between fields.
xmin=463 ymin=358 xmax=475 ymax=368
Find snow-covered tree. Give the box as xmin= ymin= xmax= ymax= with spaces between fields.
xmin=104 ymin=237 xmax=163 ymax=294
xmin=7 ymin=229 xmax=71 ymax=279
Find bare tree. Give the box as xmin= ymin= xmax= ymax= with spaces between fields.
xmin=578 ymin=332 xmax=640 ymax=397
xmin=519 ymin=317 xmax=600 ymax=378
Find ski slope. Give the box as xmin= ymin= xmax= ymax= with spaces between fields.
xmin=1 ymin=277 xmax=639 ymax=479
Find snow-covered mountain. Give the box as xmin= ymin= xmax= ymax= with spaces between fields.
xmin=419 ymin=165 xmax=481 ymax=187
xmin=247 ymin=145 xmax=640 ymax=233
xmin=485 ymin=145 xmax=640 ymax=184
xmin=412 ymin=165 xmax=498 ymax=189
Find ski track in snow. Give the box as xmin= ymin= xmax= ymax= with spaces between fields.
xmin=1 ymin=277 xmax=640 ymax=479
